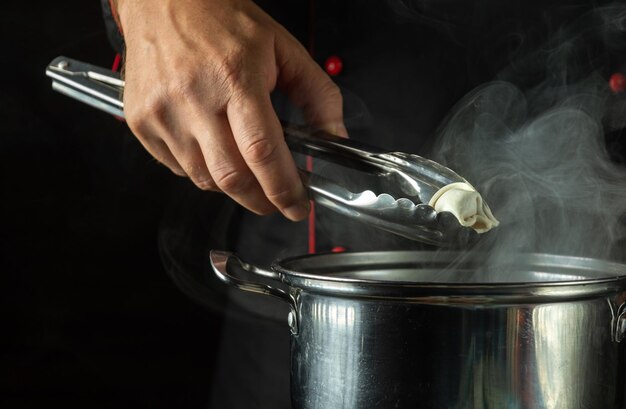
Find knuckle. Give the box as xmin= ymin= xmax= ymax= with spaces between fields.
xmin=125 ymin=94 xmax=167 ymax=134
xmin=266 ymin=187 xmax=297 ymax=208
xmin=239 ymin=13 xmax=268 ymax=37
xmin=165 ymin=77 xmax=197 ymax=104
xmin=235 ymin=13 xmax=273 ymax=48
xmin=216 ymin=29 xmax=272 ymax=94
xmin=213 ymin=167 xmax=249 ymax=193
xmin=193 ymin=176 xmax=218 ymax=191
xmin=321 ymin=80 xmax=343 ymax=104
xmin=216 ymin=48 xmax=246 ymax=89
xmin=242 ymin=136 xmax=278 ymax=166
xmin=184 ymin=164 xmax=216 ymax=191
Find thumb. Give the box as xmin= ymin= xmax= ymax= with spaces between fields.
xmin=275 ymin=35 xmax=348 ymax=137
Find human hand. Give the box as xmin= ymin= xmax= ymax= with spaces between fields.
xmin=114 ymin=0 xmax=346 ymax=221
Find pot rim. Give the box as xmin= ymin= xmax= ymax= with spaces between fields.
xmin=271 ymin=251 xmax=626 ymax=303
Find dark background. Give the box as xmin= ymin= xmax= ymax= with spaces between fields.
xmin=1 ymin=2 xmax=223 ymax=408
xmin=2 ymin=1 xmax=626 ymax=408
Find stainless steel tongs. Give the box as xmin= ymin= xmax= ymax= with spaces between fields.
xmin=46 ymin=56 xmax=485 ymax=246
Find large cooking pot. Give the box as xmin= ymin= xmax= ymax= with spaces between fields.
xmin=209 ymin=250 xmax=626 ymax=409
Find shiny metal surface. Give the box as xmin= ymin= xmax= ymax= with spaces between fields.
xmin=274 ymin=251 xmax=626 ymax=302
xmin=46 ymin=57 xmax=124 ymax=117
xmin=284 ymin=124 xmax=478 ymax=246
xmin=46 ymin=56 xmax=483 ymax=246
xmin=291 ymin=292 xmax=626 ymax=409
xmin=211 ymin=250 xmax=299 ymax=334
xmin=209 ymin=250 xmax=626 ymax=409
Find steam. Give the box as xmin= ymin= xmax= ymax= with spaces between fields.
xmin=158 ymin=4 xmax=626 ymax=302
xmin=429 ymin=5 xmax=626 ymax=265
xmin=432 ymin=81 xmax=626 ymax=261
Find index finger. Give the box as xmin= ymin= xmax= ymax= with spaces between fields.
xmin=275 ymin=35 xmax=348 ymax=137
xmin=226 ymin=90 xmax=310 ymax=221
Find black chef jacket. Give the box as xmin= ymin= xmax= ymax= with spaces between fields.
xmin=101 ymin=1 xmax=619 ymax=407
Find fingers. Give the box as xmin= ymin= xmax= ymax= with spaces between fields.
xmin=227 ymin=89 xmax=310 ymax=221
xmin=275 ymin=35 xmax=348 ymax=138
xmin=127 ymin=113 xmax=218 ymax=189
xmin=131 ymin=126 xmax=187 ymax=177
xmin=193 ymin=112 xmax=276 ymax=215
xmin=118 ymin=0 xmax=344 ymax=222
xmin=131 ymin=97 xmax=286 ymax=218
xmin=167 ymin=138 xmax=219 ymax=191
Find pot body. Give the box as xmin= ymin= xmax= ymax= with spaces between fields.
xmin=290 ymin=292 xmax=626 ymax=409
xmin=210 ymin=251 xmax=626 ymax=409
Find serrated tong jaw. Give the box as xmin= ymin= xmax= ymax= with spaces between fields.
xmin=288 ymin=134 xmax=480 ymax=246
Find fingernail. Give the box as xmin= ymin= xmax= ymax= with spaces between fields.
xmin=334 ymin=123 xmax=349 ymax=138
xmin=284 ymin=202 xmax=310 ymax=221
xmin=324 ymin=123 xmax=349 ymax=138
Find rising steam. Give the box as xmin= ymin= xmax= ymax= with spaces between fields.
xmin=430 ymin=5 xmax=626 ymax=265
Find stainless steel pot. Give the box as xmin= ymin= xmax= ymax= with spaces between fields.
xmin=209 ymin=250 xmax=626 ymax=409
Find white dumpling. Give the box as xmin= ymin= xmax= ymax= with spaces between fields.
xmin=428 ymin=182 xmax=499 ymax=233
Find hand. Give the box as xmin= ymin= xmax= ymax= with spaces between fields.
xmin=114 ymin=0 xmax=347 ymax=221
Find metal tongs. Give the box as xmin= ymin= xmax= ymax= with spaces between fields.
xmin=46 ymin=56 xmax=482 ymax=246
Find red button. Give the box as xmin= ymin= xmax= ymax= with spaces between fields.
xmin=609 ymin=73 xmax=626 ymax=94
xmin=331 ymin=246 xmax=347 ymax=253
xmin=324 ymin=56 xmax=343 ymax=76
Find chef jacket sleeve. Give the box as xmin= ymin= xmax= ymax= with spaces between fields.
xmin=100 ymin=0 xmax=125 ymax=54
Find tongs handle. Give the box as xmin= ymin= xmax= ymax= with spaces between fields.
xmin=283 ymin=123 xmax=387 ymax=174
xmin=46 ymin=57 xmax=124 ymax=117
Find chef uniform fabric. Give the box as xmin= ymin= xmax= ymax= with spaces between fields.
xmin=100 ymin=1 xmax=602 ymax=407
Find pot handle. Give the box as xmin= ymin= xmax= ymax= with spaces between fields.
xmin=209 ymin=250 xmax=297 ymax=313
